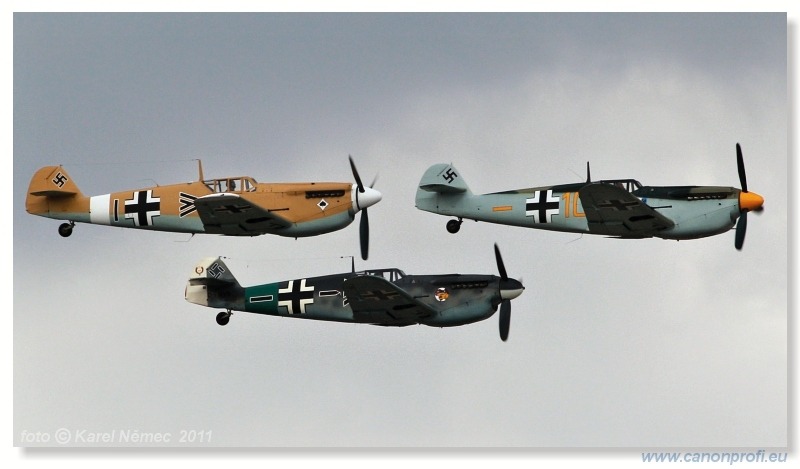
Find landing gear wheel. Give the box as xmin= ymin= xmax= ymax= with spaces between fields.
xmin=216 ymin=311 xmax=231 ymax=326
xmin=58 ymin=222 xmax=74 ymax=238
xmin=446 ymin=219 xmax=462 ymax=234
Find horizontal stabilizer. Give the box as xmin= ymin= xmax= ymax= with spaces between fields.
xmin=29 ymin=189 xmax=79 ymax=197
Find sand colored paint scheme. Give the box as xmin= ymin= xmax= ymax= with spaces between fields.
xmin=186 ymin=244 xmax=524 ymax=342
xmin=416 ymin=144 xmax=764 ymax=250
xmin=26 ymin=158 xmax=381 ymax=259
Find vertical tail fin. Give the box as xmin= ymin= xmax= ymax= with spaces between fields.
xmin=415 ymin=163 xmax=472 ymax=214
xmin=185 ymin=257 xmax=245 ymax=309
xmin=416 ymin=163 xmax=471 ymax=194
xmin=27 ymin=166 xmax=83 ymax=197
xmin=25 ymin=166 xmax=86 ymax=216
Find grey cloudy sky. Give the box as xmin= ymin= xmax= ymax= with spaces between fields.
xmin=12 ymin=12 xmax=788 ymax=453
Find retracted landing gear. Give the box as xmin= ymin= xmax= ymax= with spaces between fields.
xmin=58 ymin=222 xmax=74 ymax=238
xmin=446 ymin=218 xmax=462 ymax=234
xmin=216 ymin=311 xmax=232 ymax=326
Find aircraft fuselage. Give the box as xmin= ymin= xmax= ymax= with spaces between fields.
xmin=186 ymin=266 xmax=506 ymax=328
xmin=26 ymin=166 xmax=375 ymax=238
xmin=417 ymin=180 xmax=742 ymax=241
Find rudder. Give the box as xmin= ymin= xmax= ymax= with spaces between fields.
xmin=415 ymin=163 xmax=471 ymax=214
xmin=25 ymin=166 xmax=85 ymax=216
xmin=27 ymin=166 xmax=83 ymax=197
xmin=185 ymin=257 xmax=245 ymax=309
xmin=416 ymin=163 xmax=470 ymax=194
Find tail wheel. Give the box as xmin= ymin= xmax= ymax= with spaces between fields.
xmin=58 ymin=222 xmax=74 ymax=237
xmin=216 ymin=311 xmax=231 ymax=326
xmin=446 ymin=219 xmax=462 ymax=234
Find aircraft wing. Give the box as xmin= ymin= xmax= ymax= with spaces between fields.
xmin=578 ymin=183 xmax=674 ymax=237
xmin=193 ymin=193 xmax=292 ymax=235
xmin=343 ymin=275 xmax=436 ymax=326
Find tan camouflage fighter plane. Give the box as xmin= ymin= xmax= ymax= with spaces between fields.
xmin=26 ymin=157 xmax=381 ymax=259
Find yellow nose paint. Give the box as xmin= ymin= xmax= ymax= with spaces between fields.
xmin=739 ymin=191 xmax=764 ymax=212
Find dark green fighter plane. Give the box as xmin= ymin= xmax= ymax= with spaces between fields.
xmin=186 ymin=245 xmax=525 ymax=341
xmin=416 ymin=144 xmax=764 ymax=250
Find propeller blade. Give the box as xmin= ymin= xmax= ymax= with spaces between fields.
xmin=349 ymin=155 xmax=365 ymax=193
xmin=493 ymin=244 xmax=522 ymax=341
xmin=586 ymin=161 xmax=591 ymax=183
xmin=349 ymin=156 xmax=379 ymax=259
xmin=494 ymin=243 xmax=508 ymax=281
xmin=735 ymin=211 xmax=747 ymax=250
xmin=360 ymin=208 xmax=369 ymax=260
xmin=736 ymin=143 xmax=748 ymax=193
xmin=499 ymin=299 xmax=511 ymax=342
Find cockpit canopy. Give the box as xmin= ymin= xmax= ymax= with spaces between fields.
xmin=597 ymin=178 xmax=643 ymax=194
xmin=359 ymin=268 xmax=406 ymax=282
xmin=204 ymin=177 xmax=258 ymax=193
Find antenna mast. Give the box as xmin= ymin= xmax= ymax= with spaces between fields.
xmin=196 ymin=159 xmax=204 ymax=181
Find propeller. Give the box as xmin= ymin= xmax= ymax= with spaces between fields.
xmin=494 ymin=243 xmax=525 ymax=342
xmin=737 ymin=143 xmax=747 ymax=193
xmin=349 ymin=156 xmax=381 ymax=260
xmin=734 ymin=143 xmax=764 ymax=251
xmin=735 ymin=211 xmax=747 ymax=250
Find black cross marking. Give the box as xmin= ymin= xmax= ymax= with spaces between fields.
xmin=443 ymin=168 xmax=458 ymax=183
xmin=278 ymin=279 xmax=315 ymax=315
xmin=207 ymin=262 xmax=226 ymax=278
xmin=360 ymin=289 xmax=401 ymax=301
xmin=597 ymin=199 xmax=640 ymax=211
xmin=124 ymin=190 xmax=160 ymax=227
xmin=52 ymin=172 xmax=68 ymax=188
xmin=525 ymin=190 xmax=559 ymax=223
xmin=179 ymin=192 xmax=198 ymax=217
xmin=214 ymin=204 xmax=252 ymax=214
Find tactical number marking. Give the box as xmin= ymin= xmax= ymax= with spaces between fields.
xmin=561 ymin=192 xmax=585 ymax=218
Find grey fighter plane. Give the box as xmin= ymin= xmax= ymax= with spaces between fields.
xmin=415 ymin=144 xmax=764 ymax=250
xmin=185 ymin=245 xmax=525 ymax=341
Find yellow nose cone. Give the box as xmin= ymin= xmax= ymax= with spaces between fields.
xmin=739 ymin=191 xmax=764 ymax=212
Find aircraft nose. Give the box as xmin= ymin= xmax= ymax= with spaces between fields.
xmin=500 ymin=278 xmax=525 ymax=300
xmin=739 ymin=190 xmax=764 ymax=212
xmin=352 ymin=185 xmax=382 ymax=211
